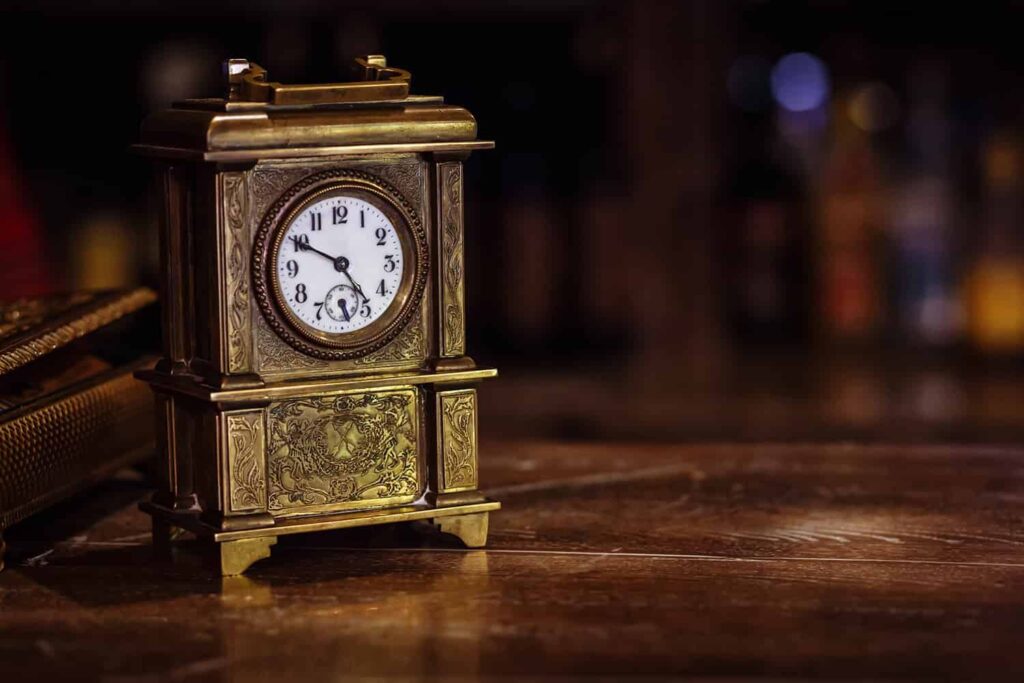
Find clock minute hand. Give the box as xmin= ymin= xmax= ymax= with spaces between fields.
xmin=338 ymin=265 xmax=370 ymax=303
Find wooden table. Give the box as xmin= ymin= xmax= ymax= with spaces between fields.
xmin=2 ymin=440 xmax=1024 ymax=679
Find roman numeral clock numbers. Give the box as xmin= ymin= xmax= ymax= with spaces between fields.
xmin=275 ymin=194 xmax=404 ymax=337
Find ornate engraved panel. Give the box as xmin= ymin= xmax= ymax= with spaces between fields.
xmin=221 ymin=172 xmax=252 ymax=374
xmin=437 ymin=389 xmax=477 ymax=492
xmin=354 ymin=309 xmax=425 ymax=366
xmin=226 ymin=411 xmax=266 ymax=512
xmin=255 ymin=308 xmax=425 ymax=374
xmin=438 ymin=162 xmax=465 ymax=357
xmin=255 ymin=315 xmax=328 ymax=373
xmin=250 ymin=156 xmax=424 ymax=220
xmin=266 ymin=389 xmax=421 ymax=513
xmin=250 ymin=157 xmax=429 ymax=377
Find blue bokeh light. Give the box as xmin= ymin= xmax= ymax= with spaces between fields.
xmin=770 ymin=52 xmax=830 ymax=113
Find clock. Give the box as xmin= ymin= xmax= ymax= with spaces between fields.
xmin=255 ymin=174 xmax=428 ymax=358
xmin=134 ymin=56 xmax=499 ymax=575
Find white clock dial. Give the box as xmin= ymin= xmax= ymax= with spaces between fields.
xmin=276 ymin=194 xmax=404 ymax=335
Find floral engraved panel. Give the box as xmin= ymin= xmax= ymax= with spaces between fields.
xmin=439 ymin=163 xmax=465 ymax=357
xmin=438 ymin=389 xmax=477 ymax=492
xmin=250 ymin=165 xmax=307 ymax=220
xmin=255 ymin=315 xmax=328 ymax=373
xmin=374 ymin=161 xmax=424 ymax=209
xmin=227 ymin=412 xmax=266 ymax=512
xmin=222 ymin=172 xmax=252 ymax=373
xmin=354 ymin=309 xmax=425 ymax=366
xmin=250 ymin=156 xmax=423 ymax=227
xmin=267 ymin=390 xmax=420 ymax=512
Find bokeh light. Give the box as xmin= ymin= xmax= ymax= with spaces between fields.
xmin=770 ymin=52 xmax=830 ymax=112
xmin=848 ymin=81 xmax=901 ymax=132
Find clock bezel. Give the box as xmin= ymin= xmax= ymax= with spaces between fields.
xmin=252 ymin=170 xmax=428 ymax=360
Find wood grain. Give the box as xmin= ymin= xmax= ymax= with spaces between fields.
xmin=2 ymin=440 xmax=1024 ymax=680
xmin=481 ymin=441 xmax=1024 ymax=564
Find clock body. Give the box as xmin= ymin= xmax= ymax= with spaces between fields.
xmin=135 ymin=57 xmax=498 ymax=574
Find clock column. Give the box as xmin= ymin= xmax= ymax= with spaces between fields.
xmin=432 ymin=154 xmax=473 ymax=371
xmin=426 ymin=152 xmax=489 ymax=539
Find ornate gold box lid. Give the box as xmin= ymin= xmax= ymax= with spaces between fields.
xmin=0 ymin=289 xmax=156 ymax=377
xmin=134 ymin=56 xmax=494 ymax=162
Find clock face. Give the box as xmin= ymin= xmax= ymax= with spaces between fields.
xmin=276 ymin=195 xmax=404 ymax=335
xmin=256 ymin=175 xmax=427 ymax=359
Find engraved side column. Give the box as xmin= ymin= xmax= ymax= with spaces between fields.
xmin=434 ymin=161 xmax=470 ymax=369
xmin=430 ymin=386 xmax=480 ymax=506
xmin=202 ymin=406 xmax=273 ymax=531
xmin=218 ymin=170 xmax=256 ymax=380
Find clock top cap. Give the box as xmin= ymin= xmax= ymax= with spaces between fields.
xmin=135 ymin=56 xmax=491 ymax=160
xmin=223 ymin=56 xmax=413 ymax=107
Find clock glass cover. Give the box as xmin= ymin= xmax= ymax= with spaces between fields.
xmin=264 ymin=182 xmax=421 ymax=355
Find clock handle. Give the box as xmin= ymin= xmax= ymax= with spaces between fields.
xmin=225 ymin=56 xmax=411 ymax=106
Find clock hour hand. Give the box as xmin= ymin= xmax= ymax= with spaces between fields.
xmin=291 ymin=236 xmax=338 ymax=264
xmin=290 ymin=236 xmax=369 ymax=302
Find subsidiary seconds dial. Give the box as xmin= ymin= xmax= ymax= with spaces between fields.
xmin=276 ymin=194 xmax=404 ymax=335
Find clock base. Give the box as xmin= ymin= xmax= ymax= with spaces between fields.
xmin=141 ymin=498 xmax=499 ymax=576
xmin=218 ymin=537 xmax=277 ymax=576
xmin=435 ymin=511 xmax=489 ymax=548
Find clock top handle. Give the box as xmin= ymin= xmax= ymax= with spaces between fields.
xmin=226 ymin=56 xmax=412 ymax=106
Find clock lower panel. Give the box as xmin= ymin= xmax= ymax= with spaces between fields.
xmin=140 ymin=371 xmax=498 ymax=575
xmin=265 ymin=388 xmax=423 ymax=517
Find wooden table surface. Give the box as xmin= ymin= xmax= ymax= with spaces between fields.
xmin=3 ymin=440 xmax=1024 ymax=680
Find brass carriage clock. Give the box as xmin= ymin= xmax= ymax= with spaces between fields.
xmin=135 ymin=56 xmax=498 ymax=575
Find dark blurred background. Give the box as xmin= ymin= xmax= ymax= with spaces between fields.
xmin=3 ymin=0 xmax=1024 ymax=442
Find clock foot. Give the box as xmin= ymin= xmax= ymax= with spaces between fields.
xmin=216 ymin=537 xmax=276 ymax=576
xmin=435 ymin=511 xmax=490 ymax=548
